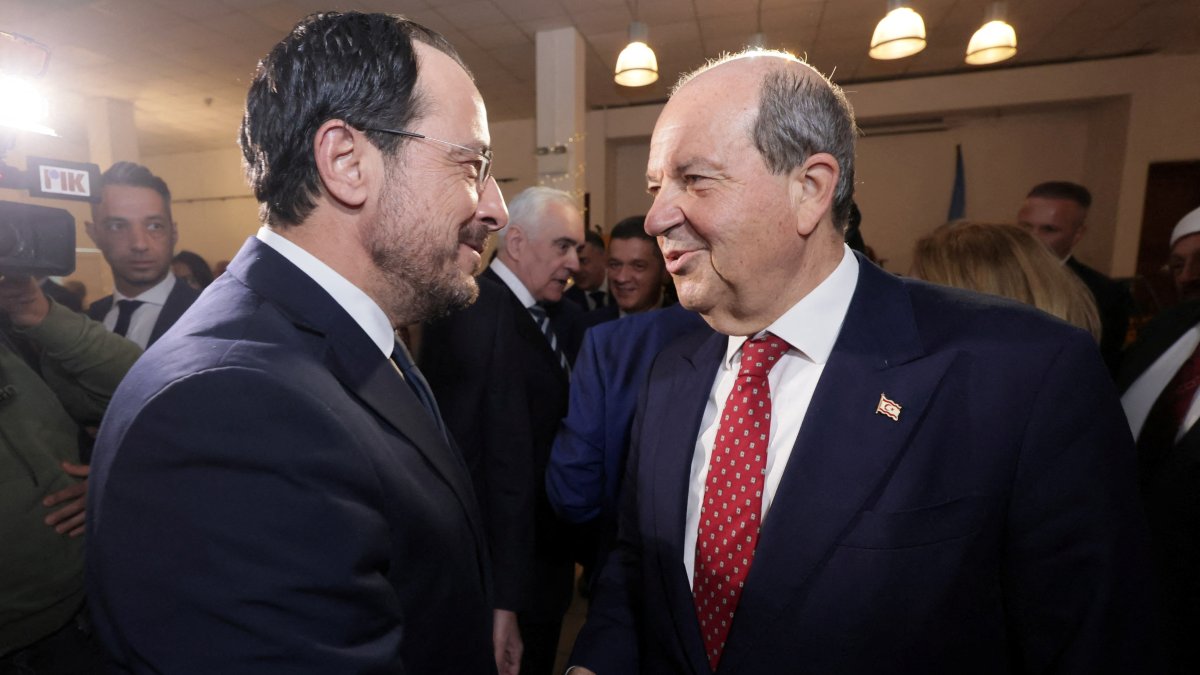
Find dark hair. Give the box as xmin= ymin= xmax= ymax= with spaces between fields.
xmin=609 ymin=215 xmax=662 ymax=262
xmin=100 ymin=161 xmax=172 ymax=218
xmin=583 ymin=229 xmax=605 ymax=251
xmin=753 ymin=68 xmax=858 ymax=231
xmin=610 ymin=215 xmax=652 ymax=243
xmin=1026 ymin=181 xmax=1092 ymax=209
xmin=239 ymin=12 xmax=469 ymax=227
xmin=173 ymin=250 xmax=215 ymax=288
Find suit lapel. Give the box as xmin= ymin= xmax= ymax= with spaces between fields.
xmin=718 ymin=260 xmax=958 ymax=674
xmin=651 ymin=330 xmax=726 ymax=675
xmin=149 ymin=278 xmax=199 ymax=346
xmin=228 ymin=239 xmax=487 ymax=549
xmin=483 ymin=268 xmax=569 ymax=386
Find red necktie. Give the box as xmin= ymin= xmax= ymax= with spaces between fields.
xmin=1139 ymin=341 xmax=1200 ymax=451
xmin=693 ymin=333 xmax=791 ymax=671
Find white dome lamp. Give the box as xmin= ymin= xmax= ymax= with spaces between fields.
xmin=615 ymin=20 xmax=658 ymax=87
xmin=869 ymin=0 xmax=927 ymax=60
xmin=966 ymin=2 xmax=1018 ymax=65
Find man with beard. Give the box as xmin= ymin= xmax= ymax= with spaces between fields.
xmin=422 ymin=186 xmax=584 ymax=675
xmin=1120 ymin=204 xmax=1200 ymax=673
xmin=86 ymin=162 xmax=200 ymax=349
xmin=86 ymin=13 xmax=509 ymax=674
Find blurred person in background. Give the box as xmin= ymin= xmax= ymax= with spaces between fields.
xmin=911 ymin=221 xmax=1101 ymax=341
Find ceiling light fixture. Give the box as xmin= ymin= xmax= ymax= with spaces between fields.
xmin=966 ymin=2 xmax=1017 ymax=65
xmin=869 ymin=0 xmax=926 ymax=60
xmin=615 ymin=21 xmax=658 ymax=87
xmin=615 ymin=0 xmax=658 ymax=87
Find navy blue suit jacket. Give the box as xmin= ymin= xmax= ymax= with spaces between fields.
xmin=87 ymin=237 xmax=495 ymax=674
xmin=547 ymin=303 xmax=708 ymax=525
xmin=87 ymin=274 xmax=201 ymax=347
xmin=572 ymin=256 xmax=1159 ymax=674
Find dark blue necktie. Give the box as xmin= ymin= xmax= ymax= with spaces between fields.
xmin=113 ymin=299 xmax=144 ymax=337
xmin=391 ymin=339 xmax=447 ymax=438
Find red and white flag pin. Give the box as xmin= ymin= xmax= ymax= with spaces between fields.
xmin=876 ymin=393 xmax=901 ymax=421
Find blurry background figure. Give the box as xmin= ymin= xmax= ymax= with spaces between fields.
xmin=1167 ymin=207 xmax=1200 ymax=304
xmin=912 ymin=221 xmax=1101 ymax=341
xmin=564 ymin=229 xmax=608 ymax=311
xmin=1017 ymin=181 xmax=1132 ymax=370
xmin=212 ymin=260 xmax=230 ymax=277
xmin=62 ymin=280 xmax=87 ymax=308
xmin=1118 ymin=204 xmax=1200 ymax=674
xmin=172 ymin=250 xmax=215 ymax=291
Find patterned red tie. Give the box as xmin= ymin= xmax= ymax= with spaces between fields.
xmin=693 ymin=333 xmax=791 ymax=671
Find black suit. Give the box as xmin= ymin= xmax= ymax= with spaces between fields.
xmin=87 ymin=276 xmax=201 ymax=347
xmin=421 ymin=267 xmax=577 ymax=675
xmin=1067 ymin=256 xmax=1132 ymax=372
xmin=1118 ymin=300 xmax=1200 ymax=673
xmin=87 ymin=237 xmax=494 ymax=673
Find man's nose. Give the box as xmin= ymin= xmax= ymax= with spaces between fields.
xmin=477 ymin=176 xmax=508 ymax=232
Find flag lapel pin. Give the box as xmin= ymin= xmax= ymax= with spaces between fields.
xmin=876 ymin=393 xmax=901 ymax=421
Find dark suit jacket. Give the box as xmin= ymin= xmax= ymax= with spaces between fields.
xmin=564 ymin=284 xmax=611 ymax=312
xmin=420 ymin=267 xmax=576 ymax=620
xmin=1067 ymin=256 xmax=1132 ymax=372
xmin=547 ymin=303 xmax=708 ymax=525
xmin=563 ymin=304 xmax=619 ymax=364
xmin=87 ymin=275 xmax=201 ymax=347
xmin=572 ymin=256 xmax=1159 ymax=674
xmin=86 ymin=238 xmax=495 ymax=674
xmin=1117 ymin=300 xmax=1200 ymax=673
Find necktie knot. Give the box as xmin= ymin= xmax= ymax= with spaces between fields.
xmin=737 ymin=333 xmax=791 ymax=379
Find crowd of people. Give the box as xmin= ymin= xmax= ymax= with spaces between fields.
xmin=3 ymin=9 xmax=1200 ymax=675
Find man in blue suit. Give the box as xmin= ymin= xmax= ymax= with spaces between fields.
xmin=568 ymin=50 xmax=1159 ymax=674
xmin=87 ymin=13 xmax=510 ymax=674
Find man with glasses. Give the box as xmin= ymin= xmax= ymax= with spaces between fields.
xmin=87 ymin=13 xmax=509 ymax=674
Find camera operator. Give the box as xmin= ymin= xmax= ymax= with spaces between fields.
xmin=0 ymin=274 xmax=140 ymax=673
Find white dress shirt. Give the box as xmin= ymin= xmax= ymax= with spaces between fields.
xmin=256 ymin=227 xmax=394 ymax=357
xmin=1122 ymin=324 xmax=1200 ymax=443
xmin=103 ymin=273 xmax=177 ymax=349
xmin=684 ymin=246 xmax=859 ymax=584
xmin=490 ymin=257 xmax=537 ymax=309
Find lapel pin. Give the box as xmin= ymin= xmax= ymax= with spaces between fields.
xmin=876 ymin=393 xmax=901 ymax=421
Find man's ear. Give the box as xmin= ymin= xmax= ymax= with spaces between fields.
xmin=313 ymin=119 xmax=370 ymax=209
xmin=505 ymin=225 xmax=526 ymax=260
xmin=787 ymin=152 xmax=839 ymax=237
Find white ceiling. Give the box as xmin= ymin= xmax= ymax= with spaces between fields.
xmin=1 ymin=0 xmax=1197 ymax=156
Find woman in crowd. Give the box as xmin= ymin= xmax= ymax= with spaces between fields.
xmin=911 ymin=221 xmax=1101 ymax=341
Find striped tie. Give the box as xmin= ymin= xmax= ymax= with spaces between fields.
xmin=528 ymin=304 xmax=569 ymax=375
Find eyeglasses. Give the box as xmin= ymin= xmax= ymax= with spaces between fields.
xmin=365 ymin=128 xmax=492 ymax=194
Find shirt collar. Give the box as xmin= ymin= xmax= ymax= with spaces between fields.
xmin=256 ymin=226 xmax=395 ymax=357
xmin=490 ymin=257 xmax=538 ymax=309
xmin=114 ymin=271 xmax=176 ymax=306
xmin=723 ymin=245 xmax=860 ymax=368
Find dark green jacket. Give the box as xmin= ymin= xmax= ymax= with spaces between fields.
xmin=0 ymin=300 xmax=140 ymax=653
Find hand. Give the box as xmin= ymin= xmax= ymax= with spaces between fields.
xmin=493 ymin=608 xmax=523 ymax=675
xmin=0 ymin=275 xmax=50 ymax=328
xmin=43 ymin=461 xmax=90 ymax=537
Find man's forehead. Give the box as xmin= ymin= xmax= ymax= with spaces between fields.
xmin=1172 ymin=233 xmax=1200 ymax=257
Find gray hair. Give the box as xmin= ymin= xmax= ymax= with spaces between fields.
xmin=498 ymin=186 xmax=578 ymax=248
xmin=675 ymin=49 xmax=859 ymax=230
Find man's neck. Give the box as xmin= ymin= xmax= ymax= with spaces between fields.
xmin=115 ymin=275 xmax=166 ymax=299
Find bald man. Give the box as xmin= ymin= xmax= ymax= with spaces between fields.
xmin=569 ymin=51 xmax=1158 ymax=675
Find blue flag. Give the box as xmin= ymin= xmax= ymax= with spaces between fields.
xmin=948 ymin=144 xmax=965 ymax=221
